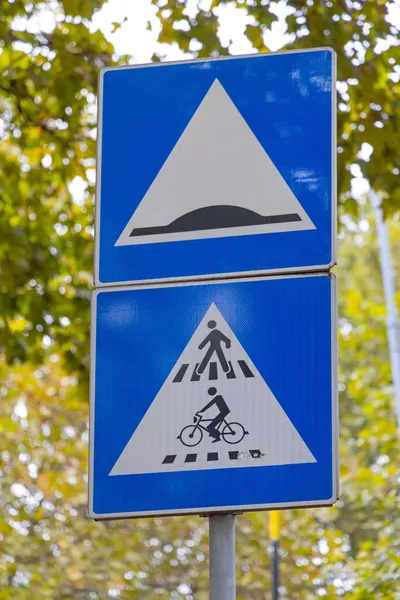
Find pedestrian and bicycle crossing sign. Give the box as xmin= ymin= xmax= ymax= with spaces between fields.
xmin=89 ymin=274 xmax=337 ymax=519
xmin=110 ymin=302 xmax=316 ymax=477
xmin=95 ymin=49 xmax=336 ymax=286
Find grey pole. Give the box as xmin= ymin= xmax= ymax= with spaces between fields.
xmin=271 ymin=539 xmax=280 ymax=600
xmin=371 ymin=190 xmax=400 ymax=428
xmin=209 ymin=514 xmax=236 ymax=600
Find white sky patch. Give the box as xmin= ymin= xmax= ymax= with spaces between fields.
xmin=351 ymin=177 xmax=369 ymax=201
xmin=91 ymin=0 xmax=162 ymax=62
xmin=214 ymin=4 xmax=257 ymax=55
xmin=264 ymin=0 xmax=294 ymax=51
xmin=86 ymin=168 xmax=96 ymax=185
xmin=68 ymin=176 xmax=87 ymax=205
xmin=91 ymin=0 xmax=287 ymax=60
xmin=13 ymin=398 xmax=28 ymax=419
xmin=12 ymin=5 xmax=57 ymax=34
xmin=387 ymin=1 xmax=400 ymax=29
xmin=11 ymin=483 xmax=29 ymax=498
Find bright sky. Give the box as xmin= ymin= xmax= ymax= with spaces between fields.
xmin=90 ymin=0 xmax=400 ymax=63
xmin=12 ymin=0 xmax=400 ymax=63
xmin=90 ymin=0 xmax=291 ymax=62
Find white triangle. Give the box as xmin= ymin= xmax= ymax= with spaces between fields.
xmin=110 ymin=303 xmax=316 ymax=476
xmin=115 ymin=79 xmax=315 ymax=246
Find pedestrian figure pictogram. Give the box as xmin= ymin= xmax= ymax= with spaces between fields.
xmin=172 ymin=319 xmax=253 ymax=384
xmin=197 ymin=321 xmax=231 ymax=375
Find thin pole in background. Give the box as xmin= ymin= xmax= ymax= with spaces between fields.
xmin=209 ymin=514 xmax=236 ymax=600
xmin=269 ymin=511 xmax=281 ymax=600
xmin=371 ymin=190 xmax=400 ymax=428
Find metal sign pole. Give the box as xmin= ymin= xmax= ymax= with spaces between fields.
xmin=209 ymin=514 xmax=236 ymax=600
xmin=371 ymin=190 xmax=400 ymax=429
xmin=272 ymin=539 xmax=280 ymax=600
xmin=269 ymin=511 xmax=281 ymax=600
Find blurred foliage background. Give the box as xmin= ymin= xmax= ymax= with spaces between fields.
xmin=0 ymin=0 xmax=400 ymax=598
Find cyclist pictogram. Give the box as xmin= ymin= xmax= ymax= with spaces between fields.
xmin=178 ymin=387 xmax=249 ymax=447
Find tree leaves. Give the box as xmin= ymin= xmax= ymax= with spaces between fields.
xmin=0 ymin=1 xmax=115 ymax=371
xmin=1 ymin=2 xmax=400 ymax=598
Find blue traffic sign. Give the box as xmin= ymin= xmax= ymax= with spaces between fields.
xmin=89 ymin=273 xmax=338 ymax=519
xmin=95 ymin=48 xmax=336 ymax=286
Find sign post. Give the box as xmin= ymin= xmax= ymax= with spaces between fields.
xmin=90 ymin=48 xmax=337 ymax=597
xmin=209 ymin=515 xmax=236 ymax=600
xmin=269 ymin=511 xmax=281 ymax=600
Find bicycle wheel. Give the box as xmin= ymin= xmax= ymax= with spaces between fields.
xmin=179 ymin=425 xmax=203 ymax=447
xmin=222 ymin=422 xmax=247 ymax=445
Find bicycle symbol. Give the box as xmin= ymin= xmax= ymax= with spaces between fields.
xmin=178 ymin=413 xmax=249 ymax=447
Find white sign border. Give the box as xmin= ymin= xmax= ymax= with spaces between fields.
xmin=88 ymin=272 xmax=338 ymax=520
xmin=93 ymin=47 xmax=337 ymax=288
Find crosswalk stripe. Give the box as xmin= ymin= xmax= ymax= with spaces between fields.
xmin=173 ymin=359 xmax=253 ymax=382
xmin=161 ymin=450 xmax=263 ymax=465
xmin=209 ymin=362 xmax=218 ymax=380
xmin=238 ymin=360 xmax=254 ymax=378
xmin=227 ymin=361 xmax=236 ymax=379
xmin=162 ymin=455 xmax=177 ymax=464
xmin=190 ymin=363 xmax=200 ymax=381
xmin=173 ymin=364 xmax=189 ymax=383
xmin=185 ymin=454 xmax=197 ymax=463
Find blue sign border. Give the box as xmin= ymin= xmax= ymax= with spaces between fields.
xmin=94 ymin=48 xmax=336 ymax=286
xmin=89 ymin=273 xmax=338 ymax=519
